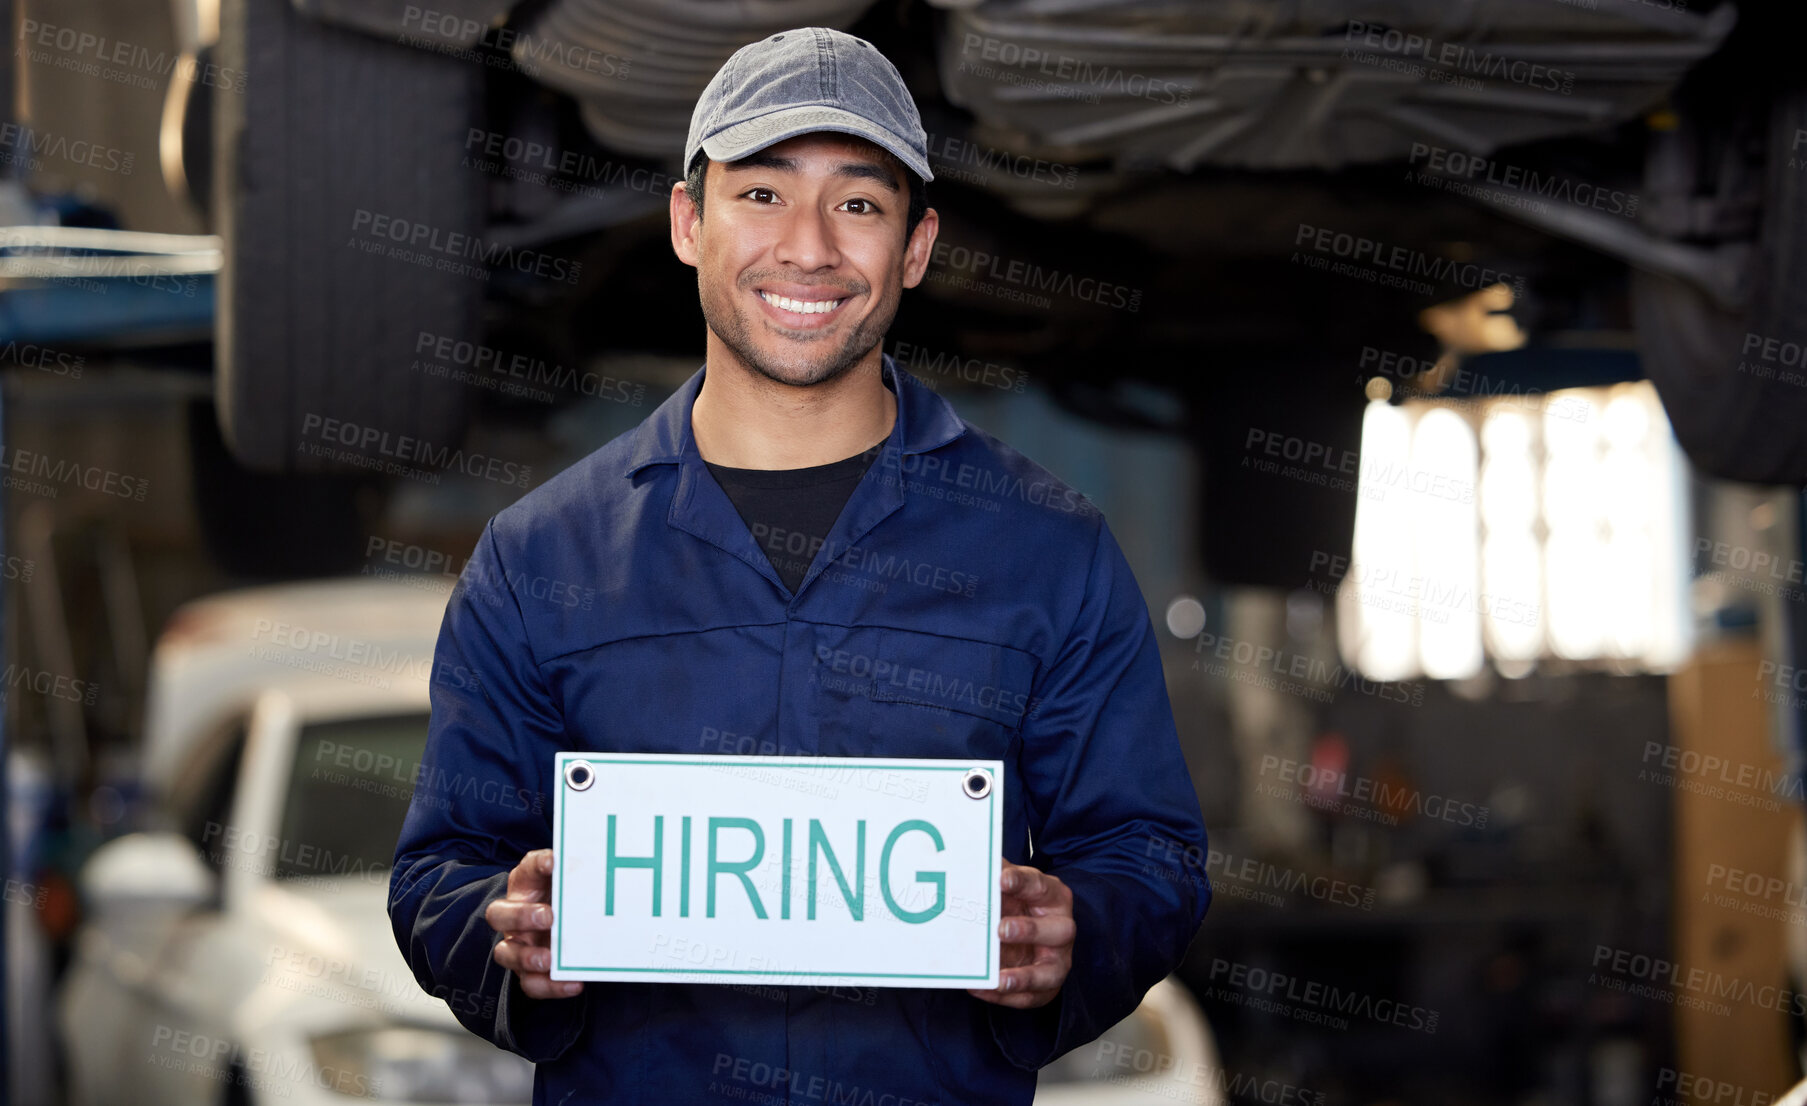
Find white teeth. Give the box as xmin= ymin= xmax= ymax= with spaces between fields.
xmin=760 ymin=291 xmax=843 ymax=315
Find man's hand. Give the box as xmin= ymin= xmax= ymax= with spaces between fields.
xmin=967 ymin=861 xmax=1074 ymax=1009
xmin=485 ymin=849 xmax=583 ymax=1000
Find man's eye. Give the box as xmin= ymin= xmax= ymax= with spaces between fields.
xmin=743 ymin=188 xmax=779 ymax=204
xmin=841 ymin=198 xmax=879 ymax=215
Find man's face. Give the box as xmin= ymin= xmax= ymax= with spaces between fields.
xmin=670 ymin=132 xmax=938 ymax=389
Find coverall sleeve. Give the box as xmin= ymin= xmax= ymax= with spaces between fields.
xmin=987 ymin=516 xmax=1211 ymax=1068
xmin=388 ymin=521 xmax=587 ymax=1061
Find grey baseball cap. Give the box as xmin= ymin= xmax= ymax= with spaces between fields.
xmin=685 ymin=27 xmax=933 ymax=184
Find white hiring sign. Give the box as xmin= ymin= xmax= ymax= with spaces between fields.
xmin=550 ymin=753 xmax=1003 ymax=988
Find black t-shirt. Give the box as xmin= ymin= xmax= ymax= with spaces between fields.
xmin=705 ymin=440 xmax=885 ymax=593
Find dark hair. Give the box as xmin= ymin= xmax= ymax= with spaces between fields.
xmin=684 ymin=147 xmax=928 ymax=242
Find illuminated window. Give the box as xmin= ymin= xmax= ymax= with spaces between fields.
xmin=1337 ymin=381 xmax=1689 ymax=680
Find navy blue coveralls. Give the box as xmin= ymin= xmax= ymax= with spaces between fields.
xmin=389 ymin=356 xmax=1211 ymax=1105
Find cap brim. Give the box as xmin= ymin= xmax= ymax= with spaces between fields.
xmin=701 ymin=104 xmax=934 ymax=184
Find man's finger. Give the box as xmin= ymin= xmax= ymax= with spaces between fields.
xmin=1006 ymin=865 xmax=1072 ymax=908
xmin=965 ymin=976 xmax=1058 ymax=1009
xmin=999 ymin=914 xmax=1076 ymax=947
xmin=494 ymin=925 xmax=581 ymax=1000
xmin=976 ymin=990 xmax=1048 ymax=1009
xmin=998 ymin=960 xmax=1068 ymax=996
xmin=513 ymin=968 xmax=584 ymax=1001
xmin=485 ymin=898 xmax=554 ymax=934
xmin=493 ymin=935 xmax=554 ymax=975
xmin=507 ymin=849 xmax=555 ymax=895
xmin=1002 ymin=865 xmax=1045 ymax=901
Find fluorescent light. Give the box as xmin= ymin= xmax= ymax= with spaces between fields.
xmin=1339 ymin=381 xmax=1689 ymax=679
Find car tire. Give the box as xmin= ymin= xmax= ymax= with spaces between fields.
xmin=1632 ymin=88 xmax=1807 ymax=487
xmin=213 ymin=0 xmax=484 ymax=472
xmin=188 ymin=400 xmax=383 ymax=578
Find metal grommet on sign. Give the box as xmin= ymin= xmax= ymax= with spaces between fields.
xmin=565 ymin=761 xmax=595 ymax=791
xmin=962 ymin=768 xmax=992 ymax=800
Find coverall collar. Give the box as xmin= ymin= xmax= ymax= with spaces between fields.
xmin=624 ymin=352 xmax=967 ymax=599
xmin=623 ymin=352 xmax=964 ymax=475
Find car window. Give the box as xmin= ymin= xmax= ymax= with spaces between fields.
xmin=171 ymin=716 xmax=249 ymax=876
xmin=274 ymin=713 xmax=431 ymax=883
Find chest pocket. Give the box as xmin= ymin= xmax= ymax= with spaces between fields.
xmin=852 ymin=628 xmax=1038 ymax=761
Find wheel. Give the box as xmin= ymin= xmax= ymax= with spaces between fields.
xmin=1633 ymin=88 xmax=1807 ymax=487
xmin=188 ymin=400 xmax=383 ymax=577
xmin=214 ymin=0 xmax=484 ymax=472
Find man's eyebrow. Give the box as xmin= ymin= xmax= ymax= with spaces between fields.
xmin=724 ymin=153 xmax=799 ymax=175
xmin=723 ymin=153 xmax=901 ymax=193
xmin=832 ymin=161 xmax=901 ymax=193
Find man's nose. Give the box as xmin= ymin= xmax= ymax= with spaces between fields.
xmin=773 ymin=203 xmax=841 ymax=272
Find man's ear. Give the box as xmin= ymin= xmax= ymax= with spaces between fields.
xmin=670 ymin=180 xmax=701 ymax=269
xmin=900 ymin=207 xmax=939 ymax=289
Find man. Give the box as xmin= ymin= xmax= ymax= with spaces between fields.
xmin=389 ymin=25 xmax=1210 ymax=1105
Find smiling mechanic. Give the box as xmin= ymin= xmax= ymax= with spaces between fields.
xmin=389 ymin=26 xmax=1210 ymax=1106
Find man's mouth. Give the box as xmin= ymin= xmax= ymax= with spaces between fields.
xmin=757 ymin=290 xmax=847 ymax=316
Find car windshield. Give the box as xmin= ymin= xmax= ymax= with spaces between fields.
xmin=275 ymin=713 xmax=431 ymax=883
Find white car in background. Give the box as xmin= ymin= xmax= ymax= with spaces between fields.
xmin=57 ymin=577 xmax=1221 ymax=1105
